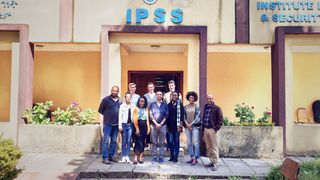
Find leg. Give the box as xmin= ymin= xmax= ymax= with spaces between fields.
xmin=109 ymin=125 xmax=119 ymax=159
xmin=126 ymin=125 xmax=133 ymax=157
xmin=192 ymin=127 xmax=200 ymax=159
xmin=167 ymin=132 xmax=174 ymax=160
xmin=159 ymin=125 xmax=166 ymax=159
xmin=121 ymin=124 xmax=128 ymax=157
xmin=102 ymin=124 xmax=112 ymax=160
xmin=151 ymin=124 xmax=159 ymax=158
xmin=174 ymin=132 xmax=180 ymax=160
xmin=208 ymin=129 xmax=219 ymax=164
xmin=203 ymin=128 xmax=212 ymax=157
xmin=185 ymin=128 xmax=194 ymax=159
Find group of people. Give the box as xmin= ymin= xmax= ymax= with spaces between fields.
xmin=98 ymin=80 xmax=223 ymax=171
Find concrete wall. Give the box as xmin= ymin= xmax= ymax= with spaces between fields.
xmin=218 ymin=126 xmax=283 ymax=159
xmin=207 ymin=51 xmax=272 ymax=121
xmin=74 ymin=0 xmax=235 ymax=43
xmin=285 ymin=35 xmax=320 ymax=155
xmin=18 ymin=124 xmax=101 ymax=153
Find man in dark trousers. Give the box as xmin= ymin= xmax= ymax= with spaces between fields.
xmin=202 ymin=94 xmax=223 ymax=171
xmin=99 ymin=86 xmax=121 ymax=164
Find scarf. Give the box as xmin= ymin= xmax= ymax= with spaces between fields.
xmin=176 ymin=100 xmax=181 ymax=127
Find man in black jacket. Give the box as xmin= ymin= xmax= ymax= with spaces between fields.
xmin=202 ymin=94 xmax=223 ymax=171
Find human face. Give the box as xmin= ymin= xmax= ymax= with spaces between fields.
xmin=171 ymin=92 xmax=178 ymax=102
xmin=188 ymin=95 xmax=195 ymax=104
xmin=156 ymin=91 xmax=163 ymax=102
xmin=138 ymin=98 xmax=145 ymax=108
xmin=168 ymin=83 xmax=175 ymax=92
xmin=111 ymin=87 xmax=119 ymax=97
xmin=206 ymin=95 xmax=214 ymax=104
xmin=148 ymin=84 xmax=154 ymax=93
xmin=125 ymin=94 xmax=132 ymax=104
xmin=129 ymin=84 xmax=136 ymax=94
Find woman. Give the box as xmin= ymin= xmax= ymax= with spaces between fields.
xmin=118 ymin=92 xmax=135 ymax=163
xmin=167 ymin=91 xmax=184 ymax=163
xmin=184 ymin=91 xmax=201 ymax=165
xmin=133 ymin=96 xmax=150 ymax=165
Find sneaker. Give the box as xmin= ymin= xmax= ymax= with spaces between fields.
xmin=125 ymin=156 xmax=131 ymax=163
xmin=102 ymin=159 xmax=111 ymax=164
xmin=186 ymin=158 xmax=193 ymax=163
xmin=212 ymin=164 xmax=218 ymax=171
xmin=119 ymin=156 xmax=126 ymax=163
xmin=108 ymin=157 xmax=118 ymax=163
xmin=151 ymin=156 xmax=158 ymax=164
xmin=158 ymin=157 xmax=165 ymax=164
xmin=204 ymin=162 xmax=213 ymax=167
xmin=191 ymin=159 xmax=197 ymax=165
xmin=168 ymin=157 xmax=174 ymax=162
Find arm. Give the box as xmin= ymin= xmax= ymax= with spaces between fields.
xmin=160 ymin=104 xmax=167 ymax=126
xmin=133 ymin=107 xmax=139 ymax=132
xmin=215 ymin=107 xmax=224 ymax=131
xmin=98 ymin=99 xmax=105 ymax=115
xmin=118 ymin=105 xmax=123 ymax=130
xmin=147 ymin=108 xmax=151 ymax=134
xmin=179 ymin=102 xmax=184 ymax=128
xmin=149 ymin=104 xmax=158 ymax=125
xmin=98 ymin=99 xmax=105 ymax=137
xmin=192 ymin=105 xmax=201 ymax=125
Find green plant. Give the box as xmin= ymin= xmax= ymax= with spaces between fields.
xmin=223 ymin=117 xmax=230 ymax=126
xmin=257 ymin=108 xmax=272 ymax=124
xmin=52 ymin=102 xmax=80 ymax=125
xmin=228 ymin=176 xmax=242 ymax=180
xmin=22 ymin=101 xmax=53 ymax=124
xmin=235 ymin=103 xmax=255 ymax=123
xmin=0 ymin=135 xmax=23 ymax=180
xmin=79 ymin=109 xmax=97 ymax=125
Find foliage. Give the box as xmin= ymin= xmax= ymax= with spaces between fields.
xmin=257 ymin=108 xmax=272 ymax=124
xmin=228 ymin=176 xmax=242 ymax=180
xmin=79 ymin=109 xmax=97 ymax=125
xmin=22 ymin=101 xmax=53 ymax=124
xmin=223 ymin=117 xmax=231 ymax=126
xmin=267 ymin=158 xmax=320 ymax=180
xmin=235 ymin=103 xmax=255 ymax=123
xmin=0 ymin=135 xmax=23 ymax=180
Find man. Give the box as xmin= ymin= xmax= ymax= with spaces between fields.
xmin=202 ymin=94 xmax=223 ymax=171
xmin=149 ymin=91 xmax=168 ymax=164
xmin=128 ymin=83 xmax=140 ymax=106
xmin=144 ymin=82 xmax=156 ymax=107
xmin=163 ymin=80 xmax=182 ymax=104
xmin=98 ymin=86 xmax=121 ymax=164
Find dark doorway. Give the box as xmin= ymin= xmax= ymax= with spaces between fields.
xmin=128 ymin=71 xmax=183 ymax=96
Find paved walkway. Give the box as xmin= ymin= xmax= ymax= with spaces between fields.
xmin=16 ymin=153 xmax=314 ymax=180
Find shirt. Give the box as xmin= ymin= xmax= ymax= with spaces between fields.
xmin=131 ymin=94 xmax=140 ymax=107
xmin=144 ymin=93 xmax=156 ymax=107
xmin=186 ymin=105 xmax=196 ymax=124
xmin=149 ymin=101 xmax=168 ymax=124
xmin=98 ymin=96 xmax=121 ymax=125
xmin=203 ymin=104 xmax=213 ymax=128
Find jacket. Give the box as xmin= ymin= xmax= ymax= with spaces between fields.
xmin=202 ymin=103 xmax=223 ymax=131
xmin=183 ymin=104 xmax=201 ymax=127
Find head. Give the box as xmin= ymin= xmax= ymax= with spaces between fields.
xmin=206 ymin=94 xmax=214 ymax=105
xmin=167 ymin=80 xmax=176 ymax=92
xmin=137 ymin=96 xmax=148 ymax=108
xmin=128 ymin=83 xmax=136 ymax=94
xmin=110 ymin=86 xmax=119 ymax=98
xmin=156 ymin=91 xmax=163 ymax=102
xmin=171 ymin=91 xmax=179 ymax=103
xmin=147 ymin=82 xmax=155 ymax=93
xmin=124 ymin=92 xmax=132 ymax=104
xmin=186 ymin=91 xmax=198 ymax=104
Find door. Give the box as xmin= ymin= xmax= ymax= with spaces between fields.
xmin=128 ymin=71 xmax=183 ymax=96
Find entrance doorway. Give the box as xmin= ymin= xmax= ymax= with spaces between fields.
xmin=128 ymin=71 xmax=183 ymax=96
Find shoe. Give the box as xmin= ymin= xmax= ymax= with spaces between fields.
xmin=168 ymin=157 xmax=174 ymax=161
xmin=204 ymin=162 xmax=213 ymax=167
xmin=191 ymin=159 xmax=197 ymax=165
xmin=158 ymin=157 xmax=165 ymax=164
xmin=138 ymin=159 xmax=144 ymax=164
xmin=119 ymin=156 xmax=126 ymax=163
xmin=133 ymin=161 xmax=138 ymax=165
xmin=186 ymin=158 xmax=193 ymax=163
xmin=102 ymin=159 xmax=111 ymax=164
xmin=212 ymin=164 xmax=218 ymax=171
xmin=151 ymin=156 xmax=158 ymax=164
xmin=173 ymin=158 xmax=178 ymax=163
xmin=108 ymin=157 xmax=118 ymax=163
xmin=125 ymin=156 xmax=131 ymax=163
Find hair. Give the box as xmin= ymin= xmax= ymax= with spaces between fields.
xmin=137 ymin=96 xmax=148 ymax=109
xmin=147 ymin=82 xmax=154 ymax=87
xmin=186 ymin=91 xmax=198 ymax=102
xmin=167 ymin=80 xmax=175 ymax=86
xmin=156 ymin=91 xmax=163 ymax=95
xmin=124 ymin=92 xmax=131 ymax=97
xmin=170 ymin=91 xmax=179 ymax=96
xmin=128 ymin=83 xmax=136 ymax=87
xmin=111 ymin=86 xmax=119 ymax=91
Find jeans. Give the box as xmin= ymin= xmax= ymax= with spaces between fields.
xmin=168 ymin=131 xmax=180 ymax=160
xmin=185 ymin=127 xmax=200 ymax=159
xmin=121 ymin=123 xmax=133 ymax=157
xmin=151 ymin=124 xmax=166 ymax=158
xmin=102 ymin=124 xmax=119 ymax=160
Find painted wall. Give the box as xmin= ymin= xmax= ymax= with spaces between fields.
xmin=250 ymin=0 xmax=320 ymax=44
xmin=207 ymin=52 xmax=272 ymax=121
xmin=74 ymin=0 xmax=235 ymax=43
xmin=285 ymin=35 xmax=320 ymax=155
xmin=121 ymin=52 xmax=187 ymax=98
xmin=0 ymin=51 xmax=11 ymax=122
xmin=33 ymin=51 xmax=101 ymax=113
xmin=0 ymin=0 xmax=60 ymax=41
xmin=293 ymin=53 xmax=320 ymax=123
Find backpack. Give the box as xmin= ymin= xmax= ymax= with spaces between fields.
xmin=312 ymin=100 xmax=320 ymax=123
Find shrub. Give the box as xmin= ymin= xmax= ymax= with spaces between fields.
xmin=52 ymin=102 xmax=80 ymax=125
xmin=235 ymin=103 xmax=255 ymax=123
xmin=0 ymin=135 xmax=22 ymax=180
xmin=79 ymin=109 xmax=97 ymax=125
xmin=22 ymin=101 xmax=53 ymax=124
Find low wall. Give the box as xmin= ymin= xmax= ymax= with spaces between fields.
xmin=18 ymin=124 xmax=101 ymax=154
xmin=217 ymin=126 xmax=283 ymax=159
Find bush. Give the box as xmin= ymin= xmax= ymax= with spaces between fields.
xmin=235 ymin=103 xmax=255 ymax=123
xmin=0 ymin=135 xmax=22 ymax=180
xmin=22 ymin=101 xmax=53 ymax=124
xmin=267 ymin=158 xmax=320 ymax=180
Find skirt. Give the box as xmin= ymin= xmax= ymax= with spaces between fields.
xmin=134 ymin=120 xmax=148 ymax=154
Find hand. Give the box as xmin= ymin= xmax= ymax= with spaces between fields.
xmin=187 ymin=123 xmax=192 ymax=129
xmin=135 ymin=130 xmax=140 ymax=136
xmin=178 ymin=127 xmax=183 ymax=133
xmin=119 ymin=128 xmax=122 ymax=133
xmin=156 ymin=123 xmax=161 ymax=129
xmin=147 ymin=128 xmax=150 ymax=135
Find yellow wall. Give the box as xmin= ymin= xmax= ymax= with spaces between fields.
xmin=293 ymin=53 xmax=320 ymax=123
xmin=207 ymin=52 xmax=272 ymax=121
xmin=121 ymin=52 xmax=187 ymax=99
xmin=0 ymin=51 xmax=11 ymax=122
xmin=33 ymin=51 xmax=101 ymax=112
